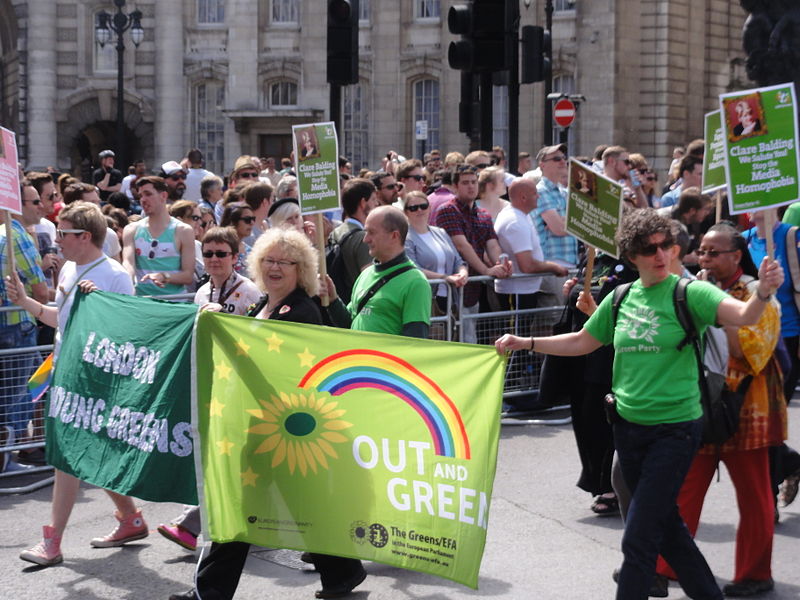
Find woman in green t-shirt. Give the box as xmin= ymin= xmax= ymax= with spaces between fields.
xmin=496 ymin=210 xmax=783 ymax=600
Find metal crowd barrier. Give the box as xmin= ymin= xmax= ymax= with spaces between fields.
xmin=1 ymin=274 xmax=573 ymax=491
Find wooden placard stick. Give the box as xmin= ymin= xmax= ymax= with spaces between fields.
xmin=763 ymin=209 xmax=775 ymax=260
xmin=3 ymin=210 xmax=14 ymax=276
xmin=315 ymin=213 xmax=329 ymax=306
xmin=715 ymin=189 xmax=722 ymax=224
xmin=583 ymin=246 xmax=596 ymax=293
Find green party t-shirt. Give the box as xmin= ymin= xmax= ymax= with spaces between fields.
xmin=584 ymin=274 xmax=729 ymax=425
xmin=348 ymin=258 xmax=431 ymax=335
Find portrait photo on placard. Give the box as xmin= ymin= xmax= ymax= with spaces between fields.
xmin=724 ymin=92 xmax=767 ymax=143
xmin=295 ymin=127 xmax=320 ymax=162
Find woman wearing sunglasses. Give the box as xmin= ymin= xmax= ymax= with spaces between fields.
xmin=402 ymin=191 xmax=468 ymax=316
xmin=497 ymin=209 xmax=783 ymax=599
xmin=220 ymin=202 xmax=256 ymax=275
xmin=170 ymin=200 xmax=207 ymax=291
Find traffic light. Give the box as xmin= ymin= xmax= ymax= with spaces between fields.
xmin=327 ymin=0 xmax=359 ymax=85
xmin=448 ymin=0 xmax=506 ymax=73
xmin=521 ymin=25 xmax=551 ymax=83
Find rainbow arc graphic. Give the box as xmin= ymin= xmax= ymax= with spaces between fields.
xmin=298 ymin=349 xmax=470 ymax=459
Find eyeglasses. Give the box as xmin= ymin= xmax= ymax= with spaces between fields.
xmin=646 ymin=176 xmax=656 ymax=181
xmin=237 ymin=171 xmax=259 ymax=179
xmin=168 ymin=174 xmax=187 ymax=181
xmin=637 ymin=239 xmax=674 ymax=256
xmin=405 ymin=174 xmax=425 ymax=182
xmin=474 ymin=163 xmax=490 ymax=169
xmin=405 ymin=202 xmax=430 ymax=212
xmin=622 ymin=158 xmax=632 ymax=165
xmin=27 ymin=199 xmax=42 ymax=205
xmin=202 ymin=250 xmax=232 ymax=258
xmin=262 ymin=258 xmax=297 ymax=268
xmin=148 ymin=239 xmax=159 ymax=259
xmin=191 ymin=215 xmax=202 ymax=221
xmin=542 ymin=155 xmax=566 ymax=163
xmin=238 ymin=216 xmax=256 ymax=224
xmin=56 ymin=228 xmax=86 ymax=239
xmin=200 ymin=220 xmax=212 ymax=228
xmin=695 ymin=249 xmax=738 ymax=258
xmin=380 ymin=183 xmax=398 ymax=190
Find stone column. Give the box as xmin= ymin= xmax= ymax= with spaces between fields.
xmin=26 ymin=0 xmax=58 ymax=168
xmin=224 ymin=0 xmax=260 ymax=160
xmin=154 ymin=2 xmax=185 ymax=165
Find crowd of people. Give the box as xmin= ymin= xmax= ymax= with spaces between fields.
xmin=0 ymin=138 xmax=799 ymax=598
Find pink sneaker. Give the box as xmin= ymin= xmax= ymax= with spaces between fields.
xmin=20 ymin=525 xmax=63 ymax=566
xmin=90 ymin=510 xmax=148 ymax=548
xmin=157 ymin=523 xmax=197 ymax=551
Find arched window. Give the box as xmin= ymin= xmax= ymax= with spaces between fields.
xmin=193 ymin=81 xmax=226 ymax=175
xmin=343 ymin=83 xmax=369 ymax=170
xmin=272 ymin=0 xmax=299 ymax=24
xmin=413 ymin=78 xmax=440 ymax=154
xmin=269 ymin=81 xmax=298 ymax=108
xmin=198 ymin=0 xmax=225 ymax=24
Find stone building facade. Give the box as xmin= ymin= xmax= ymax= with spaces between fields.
xmin=0 ymin=0 xmax=748 ymax=177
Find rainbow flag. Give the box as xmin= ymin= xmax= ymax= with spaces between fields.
xmin=27 ymin=353 xmax=53 ymax=402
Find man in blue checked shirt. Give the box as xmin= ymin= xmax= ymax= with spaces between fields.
xmin=531 ymin=144 xmax=578 ymax=305
xmin=0 ymin=183 xmax=48 ymax=472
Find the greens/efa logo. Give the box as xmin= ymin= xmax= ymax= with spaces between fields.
xmin=620 ymin=307 xmax=660 ymax=343
xmin=777 ymin=90 xmax=791 ymax=106
xmin=350 ymin=521 xmax=368 ymax=544
xmin=368 ymin=523 xmax=389 ymax=548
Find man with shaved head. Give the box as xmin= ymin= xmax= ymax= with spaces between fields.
xmin=495 ymin=176 xmax=569 ymax=310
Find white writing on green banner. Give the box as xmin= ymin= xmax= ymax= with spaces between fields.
xmin=293 ymin=122 xmax=341 ymax=214
xmin=703 ymin=110 xmax=727 ymax=193
xmin=565 ymin=158 xmax=623 ymax=258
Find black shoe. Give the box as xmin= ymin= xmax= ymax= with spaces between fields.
xmin=315 ymin=567 xmax=367 ymax=598
xmin=612 ymin=568 xmax=669 ymax=598
xmin=301 ymin=551 xmax=314 ymax=563
xmin=722 ymin=578 xmax=774 ymax=597
xmin=168 ymin=590 xmax=197 ymax=600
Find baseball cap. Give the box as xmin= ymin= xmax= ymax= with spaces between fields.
xmin=160 ymin=160 xmax=187 ymax=176
xmin=536 ymin=144 xmax=568 ymax=162
xmin=98 ymin=149 xmax=115 ymax=159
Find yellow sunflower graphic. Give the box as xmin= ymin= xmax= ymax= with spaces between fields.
xmin=246 ymin=391 xmax=352 ymax=476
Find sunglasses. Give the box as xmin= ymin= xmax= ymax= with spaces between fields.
xmin=202 ymin=250 xmax=232 ymax=258
xmin=27 ymin=199 xmax=42 ymax=205
xmin=168 ymin=174 xmax=187 ymax=181
xmin=381 ymin=183 xmax=398 ymax=190
xmin=474 ymin=163 xmax=491 ymax=169
xmin=695 ymin=249 xmax=737 ymax=258
xmin=637 ymin=239 xmax=674 ymax=256
xmin=148 ymin=239 xmax=159 ymax=259
xmin=646 ymin=176 xmax=656 ymax=181
xmin=405 ymin=202 xmax=430 ymax=212
xmin=405 ymin=174 xmax=425 ymax=182
xmin=238 ymin=216 xmax=256 ymax=224
xmin=191 ymin=215 xmax=202 ymax=221
xmin=542 ymin=156 xmax=566 ymax=163
xmin=56 ymin=228 xmax=86 ymax=239
xmin=622 ymin=159 xmax=632 ymax=165
xmin=237 ymin=172 xmax=259 ymax=179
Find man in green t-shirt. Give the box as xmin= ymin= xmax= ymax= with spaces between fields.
xmin=329 ymin=205 xmax=431 ymax=338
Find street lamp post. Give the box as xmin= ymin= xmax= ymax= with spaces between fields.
xmin=95 ymin=0 xmax=143 ymax=169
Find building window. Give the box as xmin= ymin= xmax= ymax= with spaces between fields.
xmin=415 ymin=0 xmax=440 ymax=19
xmin=272 ymin=0 xmax=299 ymax=24
xmin=554 ymin=0 xmax=575 ymax=10
xmin=492 ymin=86 xmax=509 ymax=153
xmin=359 ymin=0 xmax=370 ymax=22
xmin=198 ymin=0 xmax=225 ymax=24
xmin=193 ymin=81 xmax=226 ymax=176
xmin=269 ymin=81 xmax=298 ymax=107
xmin=551 ymin=74 xmax=576 ymax=154
xmin=413 ymin=78 xmax=439 ymax=154
xmin=343 ymin=83 xmax=369 ymax=171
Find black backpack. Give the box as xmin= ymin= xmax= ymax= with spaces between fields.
xmin=326 ymin=229 xmax=359 ymax=304
xmin=612 ymin=278 xmax=751 ymax=445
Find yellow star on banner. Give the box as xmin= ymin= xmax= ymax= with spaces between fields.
xmin=209 ymin=398 xmax=225 ymax=417
xmin=216 ymin=362 xmax=232 ymax=380
xmin=235 ymin=338 xmax=251 ymax=356
xmin=241 ymin=467 xmax=259 ymax=487
xmin=266 ymin=332 xmax=284 ymax=352
xmin=216 ymin=437 xmax=235 ymax=455
xmin=298 ymin=348 xmax=315 ymax=368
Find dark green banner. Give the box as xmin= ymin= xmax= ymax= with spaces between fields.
xmin=47 ymin=291 xmax=198 ymax=504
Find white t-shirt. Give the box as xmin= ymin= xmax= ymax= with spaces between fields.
xmin=185 ymin=168 xmax=215 ymax=203
xmin=35 ymin=218 xmax=56 ymax=249
xmin=194 ymin=271 xmax=262 ymax=315
xmin=417 ymin=230 xmax=448 ymax=297
xmin=103 ymin=227 xmax=121 ymax=259
xmin=494 ymin=204 xmax=544 ymax=295
xmin=120 ymin=174 xmax=137 ymax=200
xmin=54 ymin=256 xmax=134 ymax=360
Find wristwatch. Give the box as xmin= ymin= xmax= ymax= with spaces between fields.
xmin=163 ymin=272 xmax=171 ymax=283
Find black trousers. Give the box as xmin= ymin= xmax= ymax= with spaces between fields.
xmin=194 ymin=541 xmax=363 ymax=599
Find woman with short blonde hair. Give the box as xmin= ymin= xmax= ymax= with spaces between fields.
xmin=247 ymin=227 xmax=319 ymax=298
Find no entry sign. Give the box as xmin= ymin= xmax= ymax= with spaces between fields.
xmin=554 ymin=97 xmax=576 ymax=129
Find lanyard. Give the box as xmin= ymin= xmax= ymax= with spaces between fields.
xmin=57 ymin=257 xmax=107 ymax=310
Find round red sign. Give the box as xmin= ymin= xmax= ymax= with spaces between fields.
xmin=553 ymin=97 xmax=576 ymax=128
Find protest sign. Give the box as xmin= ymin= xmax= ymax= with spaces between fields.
xmin=703 ymin=110 xmax=728 ymax=193
xmin=47 ymin=291 xmax=198 ymax=504
xmin=293 ymin=122 xmax=341 ymax=214
xmin=194 ymin=313 xmax=506 ymax=588
xmin=565 ymin=158 xmax=623 ymax=258
xmin=719 ymin=83 xmax=800 ymax=214
xmin=0 ymin=126 xmax=21 ymax=215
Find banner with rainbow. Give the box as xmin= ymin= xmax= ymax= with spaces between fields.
xmin=195 ymin=312 xmax=506 ymax=589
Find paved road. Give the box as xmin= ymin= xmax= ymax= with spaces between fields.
xmin=3 ymin=403 xmax=799 ymax=599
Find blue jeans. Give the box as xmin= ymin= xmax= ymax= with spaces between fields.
xmin=614 ymin=417 xmax=722 ymax=600
xmin=0 ymin=321 xmax=38 ymax=439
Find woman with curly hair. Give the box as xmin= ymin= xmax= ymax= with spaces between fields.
xmin=496 ymin=209 xmax=784 ymax=600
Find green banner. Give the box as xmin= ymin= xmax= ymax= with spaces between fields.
xmin=703 ymin=110 xmax=727 ymax=193
xmin=194 ymin=313 xmax=506 ymax=589
xmin=293 ymin=122 xmax=341 ymax=214
xmin=720 ymin=83 xmax=800 ymax=214
xmin=47 ymin=291 xmax=198 ymax=504
xmin=565 ymin=158 xmax=623 ymax=258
